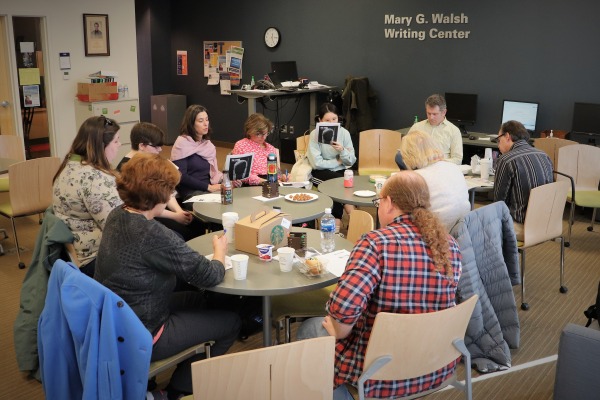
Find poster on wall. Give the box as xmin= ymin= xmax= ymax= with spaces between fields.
xmin=203 ymin=41 xmax=242 ymax=81
xmin=177 ymin=50 xmax=188 ymax=75
xmin=23 ymin=85 xmax=41 ymax=107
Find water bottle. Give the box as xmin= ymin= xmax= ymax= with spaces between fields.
xmin=320 ymin=208 xmax=336 ymax=253
xmin=267 ymin=153 xmax=278 ymax=183
xmin=123 ymin=84 xmax=129 ymax=98
xmin=414 ymin=115 xmax=419 ymax=124
xmin=118 ymin=84 xmax=123 ymax=99
xmin=250 ymin=75 xmax=255 ymax=88
xmin=221 ymin=170 xmax=233 ymax=205
xmin=549 ymin=129 xmax=554 ymax=138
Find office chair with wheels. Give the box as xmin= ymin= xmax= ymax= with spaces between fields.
xmin=357 ymin=295 xmax=478 ymax=400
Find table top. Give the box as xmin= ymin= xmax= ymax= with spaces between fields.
xmin=0 ymin=158 xmax=19 ymax=174
xmin=192 ymin=186 xmax=333 ymax=224
xmin=317 ymin=175 xmax=379 ymax=207
xmin=230 ymin=85 xmax=336 ymax=99
xmin=186 ymin=227 xmax=353 ymax=296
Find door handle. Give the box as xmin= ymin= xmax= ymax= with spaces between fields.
xmin=0 ymin=100 xmax=9 ymax=108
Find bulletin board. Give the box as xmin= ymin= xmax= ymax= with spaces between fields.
xmin=203 ymin=40 xmax=243 ymax=81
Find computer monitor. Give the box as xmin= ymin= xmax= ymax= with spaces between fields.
xmin=572 ymin=102 xmax=600 ymax=134
xmin=501 ymin=100 xmax=539 ymax=133
xmin=270 ymin=61 xmax=298 ymax=82
xmin=444 ymin=92 xmax=478 ymax=136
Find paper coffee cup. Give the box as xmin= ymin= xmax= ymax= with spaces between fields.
xmin=222 ymin=212 xmax=239 ymax=243
xmin=480 ymin=159 xmax=491 ymax=181
xmin=484 ymin=147 xmax=493 ymax=161
xmin=231 ymin=254 xmax=249 ymax=280
xmin=374 ymin=177 xmax=386 ymax=195
xmin=277 ymin=247 xmax=295 ymax=272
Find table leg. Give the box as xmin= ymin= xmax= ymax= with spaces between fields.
xmin=309 ymin=93 xmax=317 ymax=130
xmin=469 ymin=189 xmax=475 ymax=210
xmin=247 ymin=97 xmax=257 ymax=117
xmin=262 ymin=295 xmax=272 ymax=347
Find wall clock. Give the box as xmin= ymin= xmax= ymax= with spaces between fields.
xmin=264 ymin=27 xmax=280 ymax=49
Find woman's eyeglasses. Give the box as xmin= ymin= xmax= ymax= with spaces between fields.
xmin=255 ymin=131 xmax=270 ymax=138
xmin=372 ymin=197 xmax=382 ymax=208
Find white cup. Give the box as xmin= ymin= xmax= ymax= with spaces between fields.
xmin=277 ymin=247 xmax=296 ymax=272
xmin=484 ymin=147 xmax=493 ymax=161
xmin=231 ymin=254 xmax=249 ymax=280
xmin=480 ymin=158 xmax=491 ymax=181
xmin=222 ymin=212 xmax=239 ymax=243
xmin=374 ymin=177 xmax=386 ymax=195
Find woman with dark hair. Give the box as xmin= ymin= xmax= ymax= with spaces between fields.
xmin=52 ymin=115 xmax=122 ymax=277
xmin=96 ymin=153 xmax=240 ymax=399
xmin=170 ymin=105 xmax=223 ymax=201
xmin=307 ymin=103 xmax=356 ymax=232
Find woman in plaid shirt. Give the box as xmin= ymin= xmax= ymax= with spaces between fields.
xmin=298 ymin=171 xmax=462 ymax=399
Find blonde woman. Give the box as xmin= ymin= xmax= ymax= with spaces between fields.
xmin=399 ymin=130 xmax=470 ymax=230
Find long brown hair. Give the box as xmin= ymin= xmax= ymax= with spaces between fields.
xmin=180 ymin=104 xmax=211 ymax=141
xmin=382 ymin=171 xmax=454 ymax=277
xmin=53 ymin=115 xmax=120 ymax=182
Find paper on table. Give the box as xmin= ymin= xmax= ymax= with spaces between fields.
xmin=205 ymin=254 xmax=232 ymax=270
xmin=316 ymin=249 xmax=350 ymax=277
xmin=252 ymin=195 xmax=284 ymax=202
xmin=279 ymin=181 xmax=310 ymax=188
xmin=465 ymin=176 xmax=494 ymax=189
xmin=183 ymin=193 xmax=221 ymax=203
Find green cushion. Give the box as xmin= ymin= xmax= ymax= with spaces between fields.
xmin=572 ymin=191 xmax=600 ymax=208
xmin=0 ymin=177 xmax=8 ymax=192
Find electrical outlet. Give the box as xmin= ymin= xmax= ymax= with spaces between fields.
xmin=280 ymin=124 xmax=287 ymax=134
xmin=289 ymin=126 xmax=295 ymax=134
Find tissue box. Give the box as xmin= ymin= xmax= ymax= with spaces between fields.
xmin=235 ymin=209 xmax=291 ymax=255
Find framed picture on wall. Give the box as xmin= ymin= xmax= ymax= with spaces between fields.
xmin=83 ymin=14 xmax=110 ymax=56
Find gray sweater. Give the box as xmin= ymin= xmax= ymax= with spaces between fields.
xmin=95 ymin=206 xmax=224 ymax=334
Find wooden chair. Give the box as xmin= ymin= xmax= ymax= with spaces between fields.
xmin=533 ymin=137 xmax=576 ymax=179
xmin=518 ymin=181 xmax=569 ymax=310
xmin=0 ymin=135 xmax=26 ymax=191
xmin=148 ymin=341 xmax=213 ymax=380
xmin=190 ymin=336 xmax=335 ymax=400
xmin=296 ymin=133 xmax=310 ymax=157
xmin=556 ymin=144 xmax=600 ymax=246
xmin=271 ymin=210 xmax=374 ymax=343
xmin=0 ymin=157 xmax=60 ymax=268
xmin=358 ymin=129 xmax=402 ymax=176
xmin=357 ymin=295 xmax=478 ymax=400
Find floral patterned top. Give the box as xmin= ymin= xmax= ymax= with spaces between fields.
xmin=52 ymin=161 xmax=122 ymax=266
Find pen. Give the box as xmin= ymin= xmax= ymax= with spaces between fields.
xmin=220 ymin=229 xmax=227 ymax=239
xmin=285 ymin=169 xmax=289 ymax=181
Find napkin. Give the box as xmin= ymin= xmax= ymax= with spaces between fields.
xmin=205 ymin=254 xmax=232 ymax=270
xmin=252 ymin=195 xmax=284 ymax=202
xmin=316 ymin=249 xmax=350 ymax=277
xmin=183 ymin=193 xmax=221 ymax=203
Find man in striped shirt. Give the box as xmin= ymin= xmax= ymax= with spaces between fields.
xmin=493 ymin=120 xmax=553 ymax=240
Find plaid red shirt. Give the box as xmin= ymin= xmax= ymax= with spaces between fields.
xmin=326 ymin=214 xmax=462 ymax=398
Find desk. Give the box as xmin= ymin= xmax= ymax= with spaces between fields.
xmin=230 ymin=86 xmax=336 ymax=130
xmin=0 ymin=158 xmax=19 ymax=174
xmin=192 ymin=186 xmax=333 ymax=224
xmin=187 ymin=227 xmax=353 ymax=346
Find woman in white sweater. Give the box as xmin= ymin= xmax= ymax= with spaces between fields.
xmin=399 ymin=130 xmax=470 ymax=230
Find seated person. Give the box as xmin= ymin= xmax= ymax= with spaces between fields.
xmin=95 ymin=153 xmax=241 ymax=398
xmin=409 ymin=94 xmax=463 ymax=165
xmin=297 ymin=171 xmax=462 ymax=399
xmin=52 ymin=115 xmax=123 ymax=277
xmin=494 ymin=120 xmax=553 ymax=240
xmin=170 ymin=105 xmax=223 ymax=202
xmin=231 ymin=113 xmax=284 ymax=185
xmin=307 ymin=103 xmax=356 ymax=232
xmin=117 ymin=121 xmax=201 ymax=240
xmin=399 ymin=130 xmax=470 ymax=230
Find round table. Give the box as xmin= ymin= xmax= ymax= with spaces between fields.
xmin=316 ymin=175 xmax=378 ymax=207
xmin=192 ymin=186 xmax=332 ymax=224
xmin=187 ymin=227 xmax=353 ymax=346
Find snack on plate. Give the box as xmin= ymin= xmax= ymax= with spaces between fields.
xmin=305 ymin=257 xmax=324 ymax=275
xmin=291 ymin=193 xmax=313 ymax=202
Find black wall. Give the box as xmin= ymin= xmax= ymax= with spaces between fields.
xmin=137 ymin=0 xmax=600 ymax=145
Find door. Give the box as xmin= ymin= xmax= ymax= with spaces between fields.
xmin=0 ymin=16 xmax=18 ymax=136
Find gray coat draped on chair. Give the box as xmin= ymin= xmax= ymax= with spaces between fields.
xmin=450 ymin=201 xmax=520 ymax=370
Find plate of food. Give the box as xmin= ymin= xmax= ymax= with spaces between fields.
xmin=284 ymin=192 xmax=319 ymax=203
xmin=353 ymin=190 xmax=376 ymax=197
xmin=296 ymin=257 xmax=329 ymax=278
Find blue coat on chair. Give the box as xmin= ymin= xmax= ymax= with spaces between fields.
xmin=38 ymin=260 xmax=152 ymax=400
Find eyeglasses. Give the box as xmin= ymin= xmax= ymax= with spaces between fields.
xmin=99 ymin=115 xmax=113 ymax=126
xmin=255 ymin=130 xmax=270 ymax=138
xmin=372 ymin=197 xmax=382 ymax=208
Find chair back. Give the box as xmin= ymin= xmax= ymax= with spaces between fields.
xmin=358 ymin=129 xmax=402 ymax=176
xmin=0 ymin=135 xmax=26 ymax=161
xmin=533 ymin=138 xmax=577 ymax=171
xmin=296 ymin=133 xmax=310 ymax=155
xmin=346 ymin=209 xmax=374 ymax=244
xmin=191 ymin=336 xmax=335 ymax=400
xmin=557 ymin=144 xmax=600 ymax=191
xmin=8 ymin=157 xmax=61 ymax=216
xmin=522 ymin=181 xmax=569 ymax=248
xmin=362 ymin=294 xmax=477 ymax=381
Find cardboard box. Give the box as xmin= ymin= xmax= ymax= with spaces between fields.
xmin=76 ymin=82 xmax=118 ymax=102
xmin=235 ymin=209 xmax=292 ymax=255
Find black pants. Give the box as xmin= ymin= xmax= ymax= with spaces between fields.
xmin=312 ymin=168 xmax=346 ymax=219
xmin=151 ymin=291 xmax=241 ymax=394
